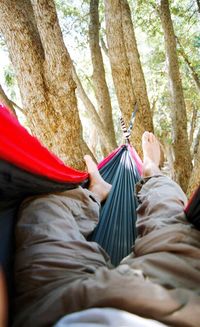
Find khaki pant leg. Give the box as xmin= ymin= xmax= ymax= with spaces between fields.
xmin=14 ymin=187 xmax=110 ymax=327
xmin=136 ymin=176 xmax=188 ymax=237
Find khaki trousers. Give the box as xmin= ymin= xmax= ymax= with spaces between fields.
xmin=14 ymin=177 xmax=200 ymax=327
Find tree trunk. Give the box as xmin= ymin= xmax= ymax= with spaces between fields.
xmin=189 ymin=104 xmax=198 ymax=149
xmin=89 ymin=0 xmax=117 ymax=151
xmin=100 ymin=37 xmax=109 ymax=57
xmin=88 ymin=129 xmax=99 ymax=159
xmin=159 ymin=0 xmax=192 ymax=192
xmin=163 ymin=142 xmax=175 ymax=180
xmin=104 ymin=0 xmax=136 ymax=137
xmin=121 ymin=0 xmax=154 ymax=132
xmin=187 ymin=140 xmax=200 ymax=197
xmin=0 ymin=0 xmax=91 ymax=170
xmin=193 ymin=126 xmax=200 ymax=157
xmin=104 ymin=0 xmax=153 ymax=156
xmin=0 ymin=84 xmax=18 ymax=117
xmin=72 ymin=67 xmax=115 ymax=154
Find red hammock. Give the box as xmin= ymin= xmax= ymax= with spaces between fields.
xmin=0 ymin=104 xmax=142 ymax=182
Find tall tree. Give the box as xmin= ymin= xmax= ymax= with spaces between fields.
xmin=159 ymin=0 xmax=192 ymax=192
xmin=89 ymin=0 xmax=117 ymax=154
xmin=0 ymin=0 xmax=91 ymax=169
xmin=104 ymin=0 xmax=136 ymax=130
xmin=121 ymin=0 xmax=154 ymax=139
xmin=104 ymin=0 xmax=153 ymax=155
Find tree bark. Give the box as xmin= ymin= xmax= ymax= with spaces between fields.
xmin=159 ymin=0 xmax=192 ymax=192
xmin=163 ymin=142 xmax=175 ymax=180
xmin=121 ymin=0 xmax=154 ymax=132
xmin=104 ymin=0 xmax=153 ymax=156
xmin=0 ymin=84 xmax=17 ymax=117
xmin=89 ymin=0 xmax=117 ymax=151
xmin=193 ymin=126 xmax=200 ymax=157
xmin=104 ymin=0 xmax=136 ymax=136
xmin=0 ymin=0 xmax=91 ymax=170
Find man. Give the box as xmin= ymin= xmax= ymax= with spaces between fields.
xmin=14 ymin=132 xmax=200 ymax=327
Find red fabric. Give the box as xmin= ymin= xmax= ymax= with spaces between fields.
xmin=98 ymin=145 xmax=142 ymax=175
xmin=128 ymin=144 xmax=143 ymax=175
xmin=0 ymin=104 xmax=88 ymax=183
xmin=184 ymin=186 xmax=200 ymax=213
xmin=0 ymin=104 xmax=142 ymax=183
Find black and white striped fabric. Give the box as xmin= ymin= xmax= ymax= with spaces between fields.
xmin=120 ymin=117 xmax=131 ymax=143
xmin=120 ymin=103 xmax=138 ymax=143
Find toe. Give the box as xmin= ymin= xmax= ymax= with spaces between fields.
xmin=142 ymin=131 xmax=150 ymax=143
xmin=149 ymin=132 xmax=155 ymax=143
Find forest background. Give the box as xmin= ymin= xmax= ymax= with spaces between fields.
xmin=0 ymin=0 xmax=199 ymax=196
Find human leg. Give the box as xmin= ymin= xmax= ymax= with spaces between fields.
xmin=14 ymin=186 xmax=111 ymax=327
xmin=136 ymin=131 xmax=187 ymax=237
xmin=14 ymin=134 xmax=200 ymax=327
xmin=62 ymin=134 xmax=200 ymax=327
xmin=68 ymin=134 xmax=200 ymax=327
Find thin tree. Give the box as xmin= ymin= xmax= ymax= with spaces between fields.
xmin=72 ymin=67 xmax=116 ymax=154
xmin=159 ymin=0 xmax=192 ymax=192
xmin=187 ymin=137 xmax=200 ymax=197
xmin=189 ymin=104 xmax=198 ymax=149
xmin=121 ymin=0 xmax=154 ymax=137
xmin=89 ymin=0 xmax=117 ymax=155
xmin=104 ymin=0 xmax=153 ymax=155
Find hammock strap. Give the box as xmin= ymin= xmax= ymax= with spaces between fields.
xmin=120 ymin=103 xmax=138 ymax=144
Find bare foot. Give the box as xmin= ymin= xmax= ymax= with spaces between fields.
xmin=84 ymin=155 xmax=112 ymax=203
xmin=142 ymin=131 xmax=161 ymax=177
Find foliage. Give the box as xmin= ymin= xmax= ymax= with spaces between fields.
xmin=3 ymin=65 xmax=18 ymax=101
xmin=128 ymin=0 xmax=200 ymax=146
xmin=0 ymin=34 xmax=6 ymax=47
xmin=0 ymin=0 xmax=199 ymax=157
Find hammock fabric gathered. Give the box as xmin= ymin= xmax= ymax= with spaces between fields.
xmin=0 ymin=103 xmax=199 ymax=307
